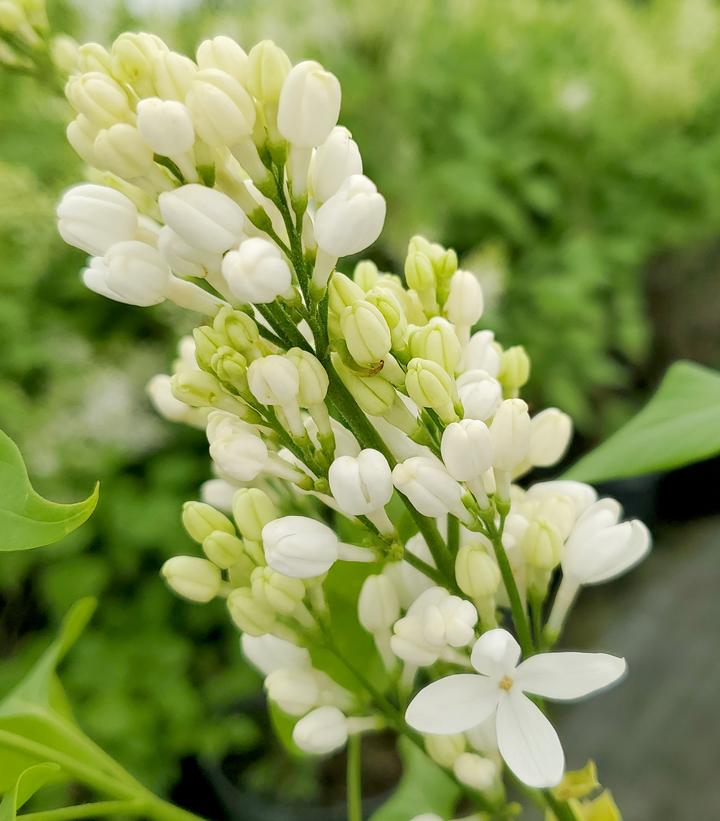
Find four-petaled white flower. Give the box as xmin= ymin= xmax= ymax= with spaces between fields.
xmin=405 ymin=628 xmax=626 ymax=788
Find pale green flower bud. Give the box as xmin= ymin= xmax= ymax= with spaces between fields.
xmin=341 ymin=301 xmax=392 ymax=367
xmin=278 ymin=60 xmax=341 ymax=148
xmin=332 ymin=354 xmax=397 ymax=415
xmin=153 ymin=50 xmax=197 ymax=101
xmin=162 ymin=556 xmax=221 ymax=603
xmin=405 ymin=358 xmax=459 ymax=423
xmin=521 ymin=518 xmax=563 ymax=571
xmin=365 ymin=286 xmax=408 ymax=351
xmin=353 ymin=259 xmax=379 ymax=291
xmin=553 ymin=761 xmax=599 ymax=802
xmin=251 ymin=566 xmax=305 ymax=615
xmin=77 ymin=42 xmax=112 ymax=74
xmin=499 ymin=345 xmax=531 ymax=393
xmin=111 ymin=32 xmax=167 ymax=97
xmin=227 ymin=587 xmax=276 ymax=636
xmin=228 ymin=554 xmax=257 ymax=587
xmin=51 ymin=34 xmax=79 ymax=74
xmin=453 ymin=753 xmax=498 ymax=792
xmin=0 ymin=2 xmax=26 ymax=32
xmin=246 ymin=40 xmax=291 ymax=105
xmin=196 ymin=35 xmax=248 ymax=85
xmin=233 ymin=487 xmax=278 ymax=543
xmin=425 ymin=733 xmax=466 ymax=769
xmin=404 ymin=247 xmax=436 ymax=293
xmin=65 ymin=71 xmax=132 ymax=129
xmin=94 ymin=124 xmax=155 ymax=179
xmin=193 ymin=326 xmax=225 ymax=371
xmin=211 ymin=347 xmax=249 ymax=393
xmin=455 ymin=544 xmax=501 ymax=599
xmin=409 ymin=317 xmax=461 ymax=374
xmin=66 ymin=116 xmax=99 ymax=166
xmin=171 ymin=370 xmax=245 ymax=413
xmin=329 ymin=271 xmax=364 ymax=315
xmin=287 ymin=348 xmax=329 ymax=407
xmin=182 ymin=500 xmax=235 ymax=543
xmin=214 ymin=307 xmax=261 ymax=355
xmin=203 ymin=530 xmax=246 ymax=570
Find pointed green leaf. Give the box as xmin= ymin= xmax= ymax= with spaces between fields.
xmin=0 ymin=428 xmax=99 ymax=552
xmin=0 ymin=763 xmax=61 ymax=821
xmin=565 ymin=361 xmax=720 ymax=483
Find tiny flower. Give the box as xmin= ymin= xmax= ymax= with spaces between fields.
xmin=525 ymin=480 xmax=597 ymax=517
xmin=223 ymin=237 xmax=294 ymax=304
xmin=409 ymin=317 xmax=462 ymax=375
xmin=251 ymin=566 xmax=305 ymax=615
xmin=490 ymin=399 xmax=531 ymax=472
xmin=209 ymin=424 xmax=269 ymax=483
xmin=424 ymin=733 xmax=466 ymax=768
xmin=161 ymin=556 xmax=222 ymax=603
xmin=310 ymin=126 xmax=363 ymax=203
xmin=329 ymin=449 xmax=393 ymax=516
xmin=196 ymin=35 xmax=248 ymax=84
xmin=233 ymin=487 xmax=278 ymax=543
xmin=341 ymin=301 xmax=392 ymax=367
xmin=247 ymin=355 xmax=300 ymax=406
xmin=444 ymin=269 xmax=484 ymax=329
xmin=286 ymin=349 xmax=329 ymax=408
xmin=182 ymin=500 xmax=235 ymax=543
xmin=461 ymin=329 xmax=501 ymax=376
xmin=94 ymin=123 xmax=155 ymax=179
xmin=101 ymin=240 xmax=169 ymax=306
xmin=246 ymin=40 xmax=292 ymax=105
xmin=203 ymin=530 xmax=246 ymax=569
xmin=441 ymin=419 xmax=494 ymax=481
xmin=227 ymin=587 xmax=276 ymax=635
xmin=498 ymin=345 xmax=531 ymax=393
xmin=57 ymin=184 xmax=138 ymax=256
xmin=358 ymin=574 xmax=400 ymax=633
xmin=265 ymin=668 xmax=320 ymax=716
xmin=405 ymin=358 xmax=459 ymax=424
xmin=158 ymin=226 xmax=223 ymax=279
xmin=65 ymin=71 xmax=132 ymax=128
xmin=153 ymin=50 xmax=198 ymax=100
xmin=186 ymin=68 xmax=256 ymax=147
xmin=278 ymin=60 xmax=342 ymax=148
xmin=455 ymin=544 xmax=501 ymax=600
xmin=293 ymin=706 xmax=348 ymax=754
xmin=392 ymin=457 xmax=469 ymax=521
xmin=159 ymin=184 xmax=246 ymax=254
xmin=528 ymin=408 xmax=573 ymax=468
xmin=136 ymin=97 xmax=195 ymax=157
xmin=314 ymin=174 xmax=386 ymax=257
xmin=146 ymin=374 xmax=207 ymax=428
xmin=241 ymin=633 xmax=311 ymax=675
xmin=110 ymin=32 xmax=167 ymax=97
xmin=406 ymin=628 xmax=626 ymax=788
xmin=458 ymin=372 xmax=503 ymax=422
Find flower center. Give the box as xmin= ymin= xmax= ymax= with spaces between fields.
xmin=499 ymin=675 xmax=514 ymax=691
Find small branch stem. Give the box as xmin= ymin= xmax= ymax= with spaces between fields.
xmin=346 ymin=735 xmax=363 ymax=821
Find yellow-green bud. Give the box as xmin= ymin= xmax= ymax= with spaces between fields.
xmin=228 ymin=554 xmax=257 ymax=587
xmin=329 ymin=271 xmax=364 ymax=316
xmin=353 ymin=259 xmax=379 ymax=291
xmin=404 ymin=248 xmax=436 ymax=293
xmin=246 ymin=40 xmax=291 ymax=105
xmin=227 ymin=587 xmax=276 ymax=636
xmin=365 ymin=286 xmax=408 ymax=350
xmin=499 ymin=345 xmax=530 ymax=392
xmin=577 ymin=791 xmax=621 ymax=821
xmin=162 ymin=556 xmax=221 ymax=603
xmin=111 ymin=32 xmax=167 ymax=98
xmin=341 ymin=301 xmax=392 ymax=367
xmin=521 ymin=519 xmax=563 ymax=571
xmin=211 ymin=346 xmax=249 ymax=393
xmin=94 ymin=123 xmax=154 ymax=179
xmin=333 ymin=354 xmax=397 ymax=415
xmin=0 ymin=2 xmax=26 ymax=32
xmin=182 ymin=501 xmax=235 ymax=543
xmin=455 ymin=544 xmax=501 ymax=599
xmin=193 ymin=325 xmax=225 ymax=371
xmin=213 ymin=307 xmax=260 ymax=355
xmin=287 ymin=348 xmax=329 ymax=407
xmin=232 ymin=487 xmax=277 ymax=543
xmin=251 ymin=566 xmax=305 ymax=615
xmin=425 ymin=733 xmax=466 ymax=769
xmin=377 ymin=275 xmax=426 ymax=325
xmin=553 ymin=761 xmax=599 ymax=802
xmin=405 ymin=357 xmax=459 ymax=423
xmin=203 ymin=530 xmax=246 ymax=570
xmin=409 ymin=317 xmax=461 ymax=374
xmin=51 ymin=34 xmax=79 ymax=75
xmin=77 ymin=42 xmax=112 ymax=74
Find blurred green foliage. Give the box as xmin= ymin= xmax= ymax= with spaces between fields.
xmin=2 ymin=0 xmax=720 ymax=805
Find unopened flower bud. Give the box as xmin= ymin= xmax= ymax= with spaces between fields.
xmin=247 ymin=40 xmax=292 ymax=105
xmin=186 ymin=68 xmax=256 ymax=147
xmin=353 ymin=259 xmax=379 ymax=290
xmin=392 ymin=457 xmax=468 ymax=520
xmin=182 ymin=501 xmax=235 ymax=543
xmin=192 ymin=325 xmax=225 ymax=371
xmin=455 ymin=544 xmax=501 ymax=599
xmin=153 ymin=50 xmax=197 ymax=100
xmin=104 ymin=240 xmax=169 ymax=306
xmin=158 ymin=226 xmax=223 ymax=279
xmin=490 ymin=399 xmax=531 ymax=471
xmin=223 ymin=238 xmax=293 ymax=304
xmin=405 ymin=358 xmax=459 ymax=424
xmin=329 ymin=449 xmax=393 ymax=516
xmin=171 ymin=370 xmax=247 ymax=414
xmin=162 ymin=556 xmax=221 ymax=603
xmin=0 ymin=2 xmax=26 ymax=31
xmin=453 ymin=753 xmax=498 ymax=791
xmin=233 ymin=488 xmax=278 ymax=543
xmin=203 ymin=530 xmax=246 ymax=570
xmin=311 ymin=126 xmax=362 ymax=203
xmin=111 ymin=32 xmax=167 ymax=97
xmin=212 ymin=347 xmax=248 ymax=391
xmin=214 ymin=306 xmax=260 ymax=354
xmin=328 ymin=271 xmax=364 ymax=316
xmin=210 ymin=429 xmax=268 ymax=483
xmin=499 ymin=345 xmax=530 ymax=392
xmin=462 ymin=329 xmax=501 ymax=375
xmin=425 ymin=734 xmax=466 ymax=768
xmin=159 ymin=184 xmax=246 ymax=254
xmin=404 ymin=247 xmax=436 ymax=294
xmin=247 ymin=355 xmax=299 ymax=406
xmin=341 ymin=301 xmax=392 ymax=367
xmin=278 ymin=60 xmax=341 ymax=148
xmin=528 ymin=408 xmax=572 ymax=468
xmin=263 ymin=516 xmax=338 ymax=578
xmin=333 ymin=355 xmax=397 ymax=416
xmin=521 ymin=519 xmax=563 ymax=570
xmin=440 ymin=419 xmax=493 ymax=481
xmin=252 ymin=566 xmax=305 ymax=615
xmin=409 ymin=317 xmax=461 ymax=374
xmin=196 ymin=35 xmax=248 ymax=84
xmin=57 ymin=184 xmax=138 ymax=257
xmin=292 ymin=706 xmax=348 ymax=754
xmin=287 ymin=349 xmax=329 ymax=407
xmin=94 ymin=123 xmax=157 ymax=180
xmin=65 ymin=71 xmax=132 ymax=128
xmin=136 ymin=98 xmax=195 ymax=157
xmin=265 ymin=668 xmax=319 ymax=716
xmin=458 ymin=372 xmax=502 ymax=421
xmin=76 ymin=42 xmax=111 ymax=73
xmin=227 ymin=587 xmax=276 ymax=635
xmin=241 ymin=633 xmax=311 ymax=675
xmin=444 ymin=269 xmax=484 ymax=329
xmin=66 ymin=115 xmax=99 ymax=166
xmin=314 ymin=174 xmax=386 ymax=257
xmin=358 ymin=574 xmax=400 ymax=633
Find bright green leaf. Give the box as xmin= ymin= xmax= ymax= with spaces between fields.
xmin=565 ymin=361 xmax=720 ymax=483
xmin=0 ymin=763 xmax=61 ymax=821
xmin=369 ymin=738 xmax=460 ymax=821
xmin=0 ymin=428 xmax=99 ymax=552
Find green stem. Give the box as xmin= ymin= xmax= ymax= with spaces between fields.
xmin=543 ymin=790 xmax=579 ymax=821
xmin=530 ymin=595 xmax=543 ymax=648
xmin=19 ymin=801 xmax=144 ymax=821
xmin=447 ymin=514 xmax=460 ymax=556
xmin=346 ymin=735 xmax=363 ymax=821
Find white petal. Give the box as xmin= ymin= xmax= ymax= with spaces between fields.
xmin=567 ymin=498 xmax=622 ymax=546
xmin=583 ymin=520 xmax=651 ymax=584
xmin=405 ymin=674 xmax=499 ymax=734
xmin=470 ymin=629 xmax=521 ymax=678
xmin=514 ymin=652 xmax=627 ymax=701
xmin=496 ymin=689 xmax=564 ymax=788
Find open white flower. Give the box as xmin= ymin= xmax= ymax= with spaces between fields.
xmin=405 ymin=628 xmax=626 ymax=788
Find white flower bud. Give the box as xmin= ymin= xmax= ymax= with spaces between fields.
xmin=65 ymin=71 xmax=132 ymax=128
xmin=252 ymin=566 xmax=305 ymax=615
xmin=444 ymin=269 xmax=484 ymax=328
xmin=526 ymin=480 xmax=597 ymax=517
xmin=247 ymin=355 xmax=300 ymax=406
xmin=223 ymin=238 xmax=293 ymax=304
xmin=358 ymin=574 xmax=400 ymax=633
xmin=278 ymin=60 xmax=341 ymax=148
xmin=310 ymin=126 xmax=362 ymax=203
xmin=457 ymin=371 xmax=502 ymax=421
xmin=196 ymin=36 xmax=248 ymax=84
xmin=136 ymin=98 xmax=195 ymax=157
xmin=265 ymin=668 xmax=319 ymax=716
xmin=200 ymin=479 xmax=236 ymax=512
xmin=186 ymin=68 xmax=256 ymax=147
xmin=203 ymin=530 xmax=246 ymax=569
xmin=57 ymin=184 xmax=138 ymax=256
xmin=111 ymin=32 xmax=167 ymax=96
xmin=209 ymin=428 xmax=269 ymax=483
xmin=102 ymin=240 xmax=169 ymax=306
xmin=66 ymin=115 xmax=99 ymax=165
xmin=146 ymin=374 xmax=207 ymax=427
xmin=293 ymin=706 xmax=348 ymax=754
xmin=232 ymin=487 xmax=278 ymax=543
xmin=333 ymin=355 xmax=397 ymax=416
xmin=461 ymin=329 xmax=501 ymax=376
xmin=314 ymin=175 xmax=386 ymax=257
xmin=158 ymin=226 xmax=222 ymax=278
xmin=441 ymin=419 xmax=493 ymax=481
xmin=286 ymin=349 xmax=329 ymax=407
xmin=422 ymin=592 xmax=477 ymax=647
xmin=262 ymin=516 xmax=338 ymax=578
xmin=76 ymin=42 xmax=111 ymax=74
xmin=241 ymin=633 xmax=310 ymax=675
xmin=528 ymin=408 xmax=573 ymax=467
xmin=521 ymin=519 xmax=563 ymax=571
xmin=490 ymin=399 xmax=531 ymax=471
xmin=182 ymin=500 xmax=235 ymax=542
xmin=94 ymin=124 xmax=156 ymax=180
xmin=425 ymin=734 xmax=466 ymax=769
xmin=455 ymin=544 xmax=500 ymax=599
xmin=405 ymin=358 xmax=458 ymax=424
xmin=453 ymin=753 xmax=498 ymax=791
xmin=159 ymin=184 xmax=246 ymax=253
xmin=161 ymin=556 xmax=221 ymax=603
xmin=341 ymin=301 xmax=392 ymax=367
xmin=409 ymin=317 xmax=461 ymax=375
xmin=227 ymin=587 xmax=276 ymax=635
xmin=329 ymin=449 xmax=393 ymax=516
xmin=392 ymin=457 xmax=468 ymax=520
xmin=153 ymin=50 xmax=197 ymax=100
xmin=246 ymin=40 xmax=292 ymax=105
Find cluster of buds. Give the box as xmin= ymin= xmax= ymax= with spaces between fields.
xmin=57 ymin=30 xmax=650 ymax=816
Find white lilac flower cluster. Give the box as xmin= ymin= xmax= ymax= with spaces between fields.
xmin=56 ymin=30 xmax=650 ymax=816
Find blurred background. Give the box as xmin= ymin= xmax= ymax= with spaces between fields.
xmin=1 ymin=1 xmax=719 ymax=818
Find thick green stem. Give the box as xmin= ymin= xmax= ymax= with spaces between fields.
xmin=19 ymin=801 xmax=144 ymax=821
xmin=346 ymin=735 xmax=363 ymax=821
xmin=543 ymin=790 xmax=579 ymax=821
xmin=447 ymin=514 xmax=460 ymax=556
